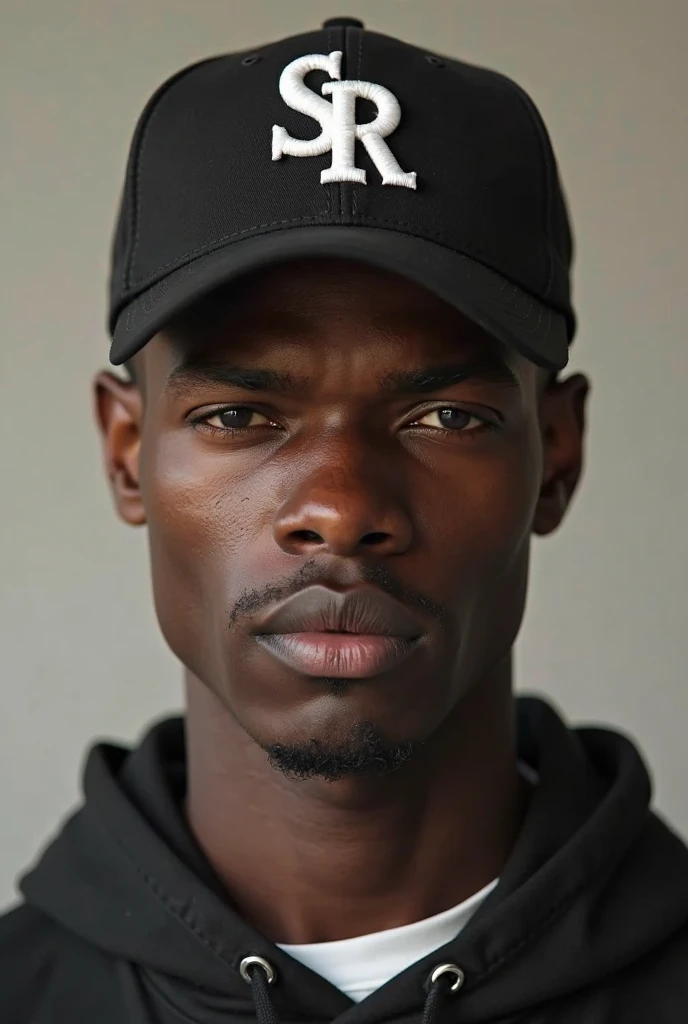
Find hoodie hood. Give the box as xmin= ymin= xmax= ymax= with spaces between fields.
xmin=19 ymin=694 xmax=688 ymax=1023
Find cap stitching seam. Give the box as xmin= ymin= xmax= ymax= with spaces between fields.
xmin=501 ymin=77 xmax=555 ymax=295
xmin=125 ymin=213 xmax=552 ymax=310
xmin=120 ymin=228 xmax=556 ymax=342
xmin=326 ymin=25 xmax=333 ymax=220
xmin=131 ymin=101 xmax=168 ymax=288
xmin=124 ymin=215 xmax=324 ymax=288
xmin=336 ymin=24 xmax=344 ymax=220
xmin=352 ymin=26 xmax=363 ymax=217
xmin=126 ymin=57 xmax=224 ymax=291
xmin=127 ymin=215 xmax=488 ymax=283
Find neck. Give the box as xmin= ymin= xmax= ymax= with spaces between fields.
xmin=184 ymin=659 xmax=528 ymax=945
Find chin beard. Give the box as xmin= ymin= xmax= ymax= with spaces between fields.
xmin=265 ymin=715 xmax=420 ymax=783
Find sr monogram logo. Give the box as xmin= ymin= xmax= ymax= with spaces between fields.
xmin=272 ymin=51 xmax=417 ymax=189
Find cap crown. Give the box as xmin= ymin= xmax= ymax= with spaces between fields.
xmin=109 ymin=23 xmax=574 ymax=341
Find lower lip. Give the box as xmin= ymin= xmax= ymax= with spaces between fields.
xmin=254 ymin=632 xmax=419 ymax=678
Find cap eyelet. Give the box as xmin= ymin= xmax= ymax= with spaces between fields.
xmin=425 ymin=54 xmax=445 ymax=67
xmin=428 ymin=963 xmax=465 ymax=992
xmin=239 ymin=955 xmax=277 ymax=985
xmin=241 ymin=54 xmax=261 ymax=66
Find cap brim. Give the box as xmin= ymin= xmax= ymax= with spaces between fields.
xmin=110 ymin=226 xmax=569 ymax=370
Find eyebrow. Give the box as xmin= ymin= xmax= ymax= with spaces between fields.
xmin=165 ymin=355 xmax=520 ymax=399
xmin=378 ymin=358 xmax=520 ymax=394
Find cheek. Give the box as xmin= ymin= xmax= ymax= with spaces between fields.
xmin=397 ymin=420 xmax=541 ymax=701
xmin=139 ymin=431 xmax=259 ymax=678
xmin=427 ymin=424 xmax=542 ymax=580
xmin=139 ymin=412 xmax=543 ymax=713
xmin=431 ymin=423 xmax=542 ymax=673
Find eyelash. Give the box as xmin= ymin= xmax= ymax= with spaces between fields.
xmin=188 ymin=405 xmax=500 ymax=440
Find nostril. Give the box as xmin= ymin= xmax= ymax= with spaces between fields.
xmin=295 ymin=530 xmax=322 ymax=543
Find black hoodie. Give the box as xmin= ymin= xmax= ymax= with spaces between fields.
xmin=2 ymin=694 xmax=688 ymax=1023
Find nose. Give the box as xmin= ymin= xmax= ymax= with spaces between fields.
xmin=273 ymin=453 xmax=413 ymax=559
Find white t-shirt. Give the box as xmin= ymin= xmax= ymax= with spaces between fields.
xmin=278 ymin=760 xmax=539 ymax=1002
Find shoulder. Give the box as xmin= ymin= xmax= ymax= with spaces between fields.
xmin=0 ymin=903 xmax=61 ymax=1022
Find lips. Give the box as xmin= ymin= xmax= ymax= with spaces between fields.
xmin=254 ymin=584 xmax=423 ymax=639
xmin=255 ymin=632 xmax=418 ymax=678
xmin=253 ymin=584 xmax=425 ymax=679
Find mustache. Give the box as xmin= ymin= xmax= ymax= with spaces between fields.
xmin=228 ymin=560 xmax=447 ymax=633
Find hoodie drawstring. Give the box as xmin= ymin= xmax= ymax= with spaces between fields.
xmin=421 ymin=963 xmax=465 ymax=1023
xmin=240 ymin=956 xmax=464 ymax=1024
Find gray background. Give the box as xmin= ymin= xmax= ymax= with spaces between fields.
xmin=2 ymin=0 xmax=687 ymax=909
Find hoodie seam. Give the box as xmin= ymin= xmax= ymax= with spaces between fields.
xmin=99 ymin=805 xmax=598 ymax=997
xmin=94 ymin=813 xmax=243 ymax=977
xmin=138 ymin=967 xmax=315 ymax=1024
xmin=467 ymin=741 xmax=651 ymax=987
xmin=469 ymin=863 xmax=605 ymax=988
xmin=96 ymin=787 xmax=607 ymax=992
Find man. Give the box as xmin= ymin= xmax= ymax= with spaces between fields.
xmin=2 ymin=14 xmax=687 ymax=1024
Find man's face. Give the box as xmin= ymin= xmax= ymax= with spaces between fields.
xmin=96 ymin=259 xmax=587 ymax=779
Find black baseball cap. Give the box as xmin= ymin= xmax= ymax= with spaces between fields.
xmin=108 ymin=16 xmax=576 ymax=371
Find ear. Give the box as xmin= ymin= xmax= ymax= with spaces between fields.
xmin=533 ymin=373 xmax=590 ymax=537
xmin=93 ymin=370 xmax=146 ymax=526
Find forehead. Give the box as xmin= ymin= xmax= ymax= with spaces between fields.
xmin=161 ymin=258 xmax=503 ymax=350
xmin=141 ymin=257 xmax=534 ymax=388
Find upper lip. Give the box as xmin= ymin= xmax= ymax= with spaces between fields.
xmin=255 ymin=585 xmax=423 ymax=639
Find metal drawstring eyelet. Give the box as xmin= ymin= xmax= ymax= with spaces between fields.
xmin=239 ymin=955 xmax=277 ymax=985
xmin=428 ymin=962 xmax=465 ymax=992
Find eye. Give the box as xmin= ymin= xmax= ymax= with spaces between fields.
xmin=189 ymin=404 xmax=496 ymax=438
xmin=191 ymin=405 xmax=279 ymax=434
xmin=410 ymin=407 xmax=491 ymax=433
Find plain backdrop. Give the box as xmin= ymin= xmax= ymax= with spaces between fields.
xmin=1 ymin=0 xmax=687 ymax=909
